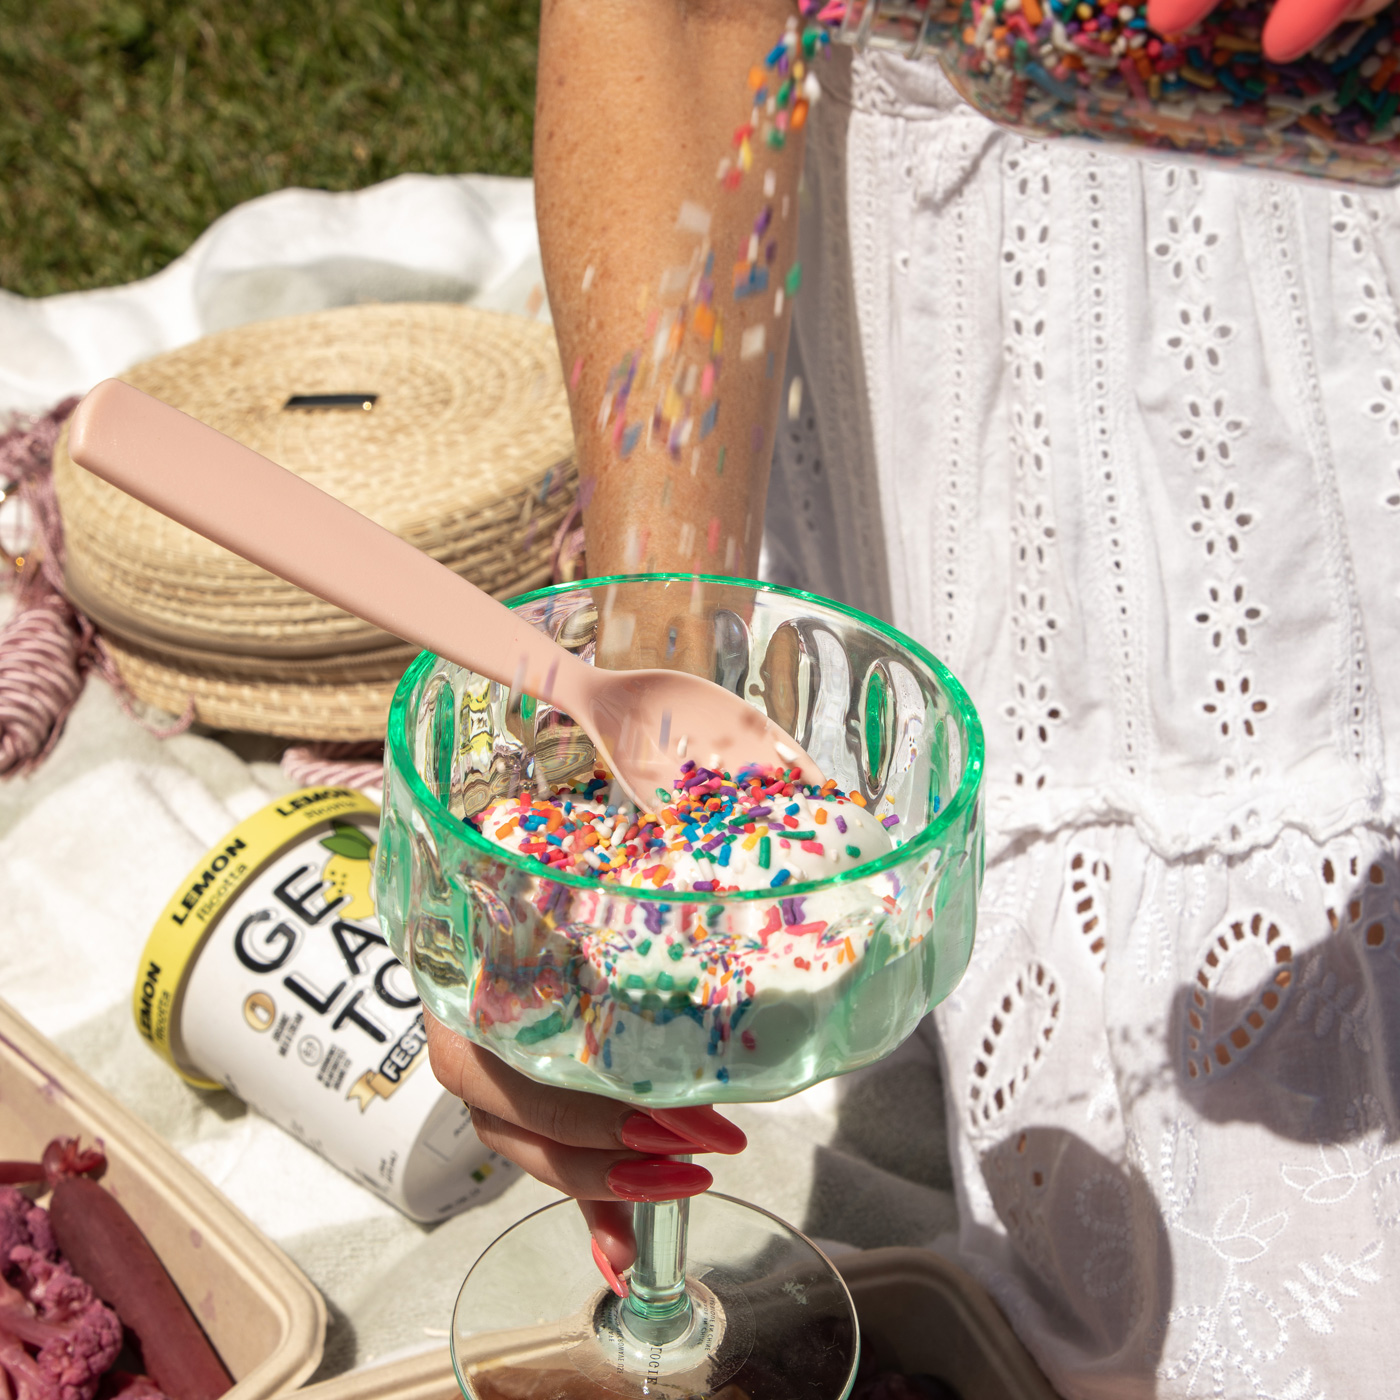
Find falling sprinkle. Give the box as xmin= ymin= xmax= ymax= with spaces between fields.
xmin=676 ymin=202 xmax=713 ymax=237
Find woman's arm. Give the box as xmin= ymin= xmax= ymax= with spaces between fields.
xmin=424 ymin=2 xmax=801 ymax=1279
xmin=536 ymin=0 xmax=804 ymax=580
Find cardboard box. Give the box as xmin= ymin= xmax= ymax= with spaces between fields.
xmin=0 ymin=998 xmax=325 ymax=1397
xmin=840 ymin=1247 xmax=1060 ymax=1400
xmin=293 ymin=1241 xmax=1058 ymax=1400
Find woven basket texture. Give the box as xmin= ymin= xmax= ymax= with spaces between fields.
xmin=52 ymin=303 xmax=577 ymax=739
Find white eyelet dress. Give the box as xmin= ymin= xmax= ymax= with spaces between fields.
xmin=763 ymin=46 xmax=1400 ymax=1400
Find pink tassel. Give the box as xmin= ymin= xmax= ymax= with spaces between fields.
xmin=0 ymin=598 xmax=85 ymax=777
xmin=0 ymin=397 xmax=192 ymax=778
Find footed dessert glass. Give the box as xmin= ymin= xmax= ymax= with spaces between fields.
xmin=375 ymin=575 xmax=983 ymax=1400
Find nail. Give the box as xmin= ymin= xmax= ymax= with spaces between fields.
xmin=607 ymin=1159 xmax=713 ymax=1202
xmin=1263 ymin=0 xmax=1359 ymax=62
xmin=591 ymin=1237 xmax=629 ymax=1297
xmin=648 ymin=1106 xmax=747 ymax=1155
xmin=620 ymin=1112 xmax=707 ymax=1155
xmin=1145 ymin=0 xmax=1215 ymax=33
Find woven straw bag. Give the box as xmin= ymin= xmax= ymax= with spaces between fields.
xmin=52 ymin=303 xmax=577 ymax=740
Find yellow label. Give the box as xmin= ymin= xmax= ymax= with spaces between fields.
xmin=345 ymin=1054 xmax=425 ymax=1112
xmin=134 ymin=787 xmax=379 ymax=1087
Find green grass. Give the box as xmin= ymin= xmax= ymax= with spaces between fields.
xmin=0 ymin=0 xmax=538 ymax=298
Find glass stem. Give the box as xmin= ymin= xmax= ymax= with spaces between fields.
xmin=622 ymin=1169 xmax=693 ymax=1345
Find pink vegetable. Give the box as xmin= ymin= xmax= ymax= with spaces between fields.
xmin=50 ymin=1181 xmax=231 ymax=1400
xmin=0 ymin=1184 xmax=123 ymax=1400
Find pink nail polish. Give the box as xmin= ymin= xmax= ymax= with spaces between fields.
xmin=620 ymin=1113 xmax=705 ymax=1155
xmin=591 ymin=1237 xmax=629 ymax=1297
xmin=607 ymin=1159 xmax=713 ymax=1202
xmin=649 ymin=1106 xmax=747 ymax=1155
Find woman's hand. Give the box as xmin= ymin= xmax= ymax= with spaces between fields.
xmin=1148 ymin=0 xmax=1391 ymax=63
xmin=425 ymin=1011 xmax=746 ymax=1281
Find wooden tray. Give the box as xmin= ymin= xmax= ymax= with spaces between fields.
xmin=0 ymin=998 xmax=326 ymax=1397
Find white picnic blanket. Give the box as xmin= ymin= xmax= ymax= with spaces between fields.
xmin=0 ymin=175 xmax=957 ymax=1376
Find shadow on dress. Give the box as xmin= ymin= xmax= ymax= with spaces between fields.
xmin=806 ymin=1018 xmax=1173 ymax=1395
xmin=1168 ymin=847 xmax=1400 ymax=1150
xmin=972 ymin=1125 xmax=1173 ymax=1395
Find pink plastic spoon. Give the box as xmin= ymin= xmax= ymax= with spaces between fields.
xmin=67 ymin=379 xmax=822 ymax=806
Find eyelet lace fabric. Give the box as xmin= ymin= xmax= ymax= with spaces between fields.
xmin=765 ymin=47 xmax=1400 ymax=1399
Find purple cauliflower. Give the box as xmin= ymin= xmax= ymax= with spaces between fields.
xmin=0 ymin=1191 xmax=54 ymax=1270
xmin=0 ymin=1187 xmax=122 ymax=1400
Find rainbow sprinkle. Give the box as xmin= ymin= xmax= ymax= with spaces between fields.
xmin=470 ymin=761 xmax=875 ymax=892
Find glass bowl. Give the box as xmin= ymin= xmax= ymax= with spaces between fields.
xmin=375 ymin=574 xmax=983 ymax=1109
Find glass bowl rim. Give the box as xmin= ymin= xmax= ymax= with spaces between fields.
xmin=385 ymin=572 xmax=984 ymax=905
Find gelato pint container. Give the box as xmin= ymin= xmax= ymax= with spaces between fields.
xmin=135 ymin=785 xmax=516 ymax=1222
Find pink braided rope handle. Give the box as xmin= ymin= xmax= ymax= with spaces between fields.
xmin=0 ymin=398 xmax=192 ymax=779
xmin=0 ymin=598 xmax=85 ymax=775
xmin=281 ymin=741 xmax=384 ymax=792
xmin=3 ymin=395 xmax=588 ymax=784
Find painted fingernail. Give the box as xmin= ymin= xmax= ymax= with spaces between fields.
xmin=1263 ymin=0 xmax=1358 ymax=62
xmin=649 ymin=1106 xmax=747 ymax=1155
xmin=591 ymin=1237 xmax=629 ymax=1297
xmin=1145 ymin=0 xmax=1215 ymax=32
xmin=606 ymin=1159 xmax=713 ymax=1202
xmin=620 ymin=1112 xmax=706 ymax=1155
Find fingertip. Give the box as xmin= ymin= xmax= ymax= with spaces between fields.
xmin=1146 ymin=0 xmax=1216 ymax=34
xmin=580 ymin=1198 xmax=637 ymax=1272
xmin=591 ymin=1236 xmax=630 ymax=1297
xmin=606 ymin=1158 xmax=714 ymax=1202
xmin=1262 ymin=0 xmax=1359 ymax=61
xmin=649 ymin=1105 xmax=747 ymax=1155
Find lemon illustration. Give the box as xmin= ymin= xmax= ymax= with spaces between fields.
xmin=320 ymin=822 xmax=377 ymax=920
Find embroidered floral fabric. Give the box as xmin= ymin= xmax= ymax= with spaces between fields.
xmin=764 ymin=48 xmax=1400 ymax=1400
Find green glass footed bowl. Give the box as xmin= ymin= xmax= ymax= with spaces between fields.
xmin=375 ymin=574 xmax=984 ymax=1108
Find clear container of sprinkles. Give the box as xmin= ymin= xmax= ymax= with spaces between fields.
xmin=808 ymin=0 xmax=1400 ymax=185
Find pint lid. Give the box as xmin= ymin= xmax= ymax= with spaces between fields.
xmin=135 ymin=786 xmax=380 ymax=1087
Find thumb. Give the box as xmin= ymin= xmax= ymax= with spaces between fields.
xmin=580 ymin=1197 xmax=636 ymax=1284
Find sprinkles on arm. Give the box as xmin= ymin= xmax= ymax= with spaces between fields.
xmin=592 ymin=15 xmax=817 ymax=539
